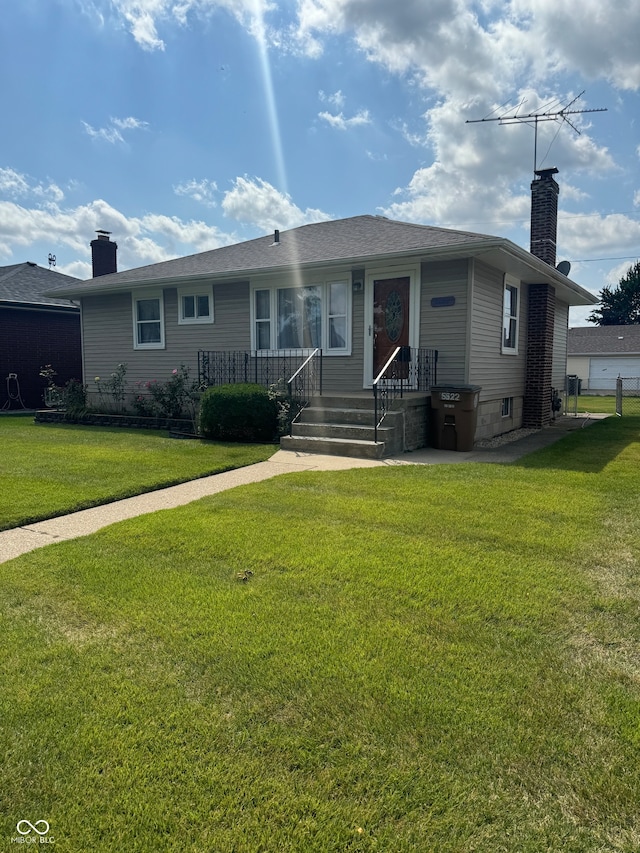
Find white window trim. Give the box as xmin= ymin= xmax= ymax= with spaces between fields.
xmin=501 ymin=396 xmax=513 ymax=418
xmin=132 ymin=290 xmax=165 ymax=350
xmin=501 ymin=275 xmax=520 ymax=355
xmin=250 ymin=278 xmax=352 ymax=356
xmin=177 ymin=284 xmax=214 ymax=325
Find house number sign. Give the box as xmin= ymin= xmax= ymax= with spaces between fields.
xmin=440 ymin=391 xmax=461 ymax=401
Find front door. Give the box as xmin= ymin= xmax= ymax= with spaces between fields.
xmin=373 ymin=276 xmax=410 ymax=379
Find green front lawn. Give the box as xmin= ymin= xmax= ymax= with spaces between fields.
xmin=0 ymin=416 xmax=273 ymax=530
xmin=1 ymin=417 xmax=639 ymax=851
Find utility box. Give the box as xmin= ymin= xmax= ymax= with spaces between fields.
xmin=430 ymin=385 xmax=481 ymax=452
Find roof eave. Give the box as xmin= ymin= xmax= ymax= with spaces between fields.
xmin=476 ymin=242 xmax=598 ymax=306
xmin=0 ymin=299 xmax=79 ymax=312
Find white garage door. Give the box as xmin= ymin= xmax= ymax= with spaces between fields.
xmin=589 ymin=357 xmax=640 ymax=391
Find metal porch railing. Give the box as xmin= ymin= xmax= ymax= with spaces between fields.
xmin=286 ymin=348 xmax=322 ymax=435
xmin=373 ymin=347 xmax=438 ymax=443
xmin=198 ymin=349 xmax=323 ymax=433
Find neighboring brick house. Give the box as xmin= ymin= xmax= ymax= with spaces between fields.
xmin=0 ymin=263 xmax=82 ymax=409
xmin=568 ymin=324 xmax=640 ymax=392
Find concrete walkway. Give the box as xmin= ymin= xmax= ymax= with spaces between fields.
xmin=0 ymin=414 xmax=605 ymax=564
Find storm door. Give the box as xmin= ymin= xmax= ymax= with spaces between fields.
xmin=373 ymin=277 xmax=410 ymax=379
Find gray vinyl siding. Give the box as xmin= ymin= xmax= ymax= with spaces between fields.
xmin=81 ymin=282 xmax=251 ymax=391
xmin=552 ymin=300 xmax=569 ymax=389
xmin=420 ymin=259 xmax=469 ymax=385
xmin=81 ymin=277 xmax=364 ymax=396
xmin=469 ymin=260 xmax=528 ymax=401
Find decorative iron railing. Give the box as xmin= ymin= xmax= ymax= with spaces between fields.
xmin=287 ymin=348 xmax=322 ymax=435
xmin=197 ymin=349 xmax=323 ymax=434
xmin=198 ymin=350 xmax=321 ymax=390
xmin=373 ymin=347 xmax=438 ymax=442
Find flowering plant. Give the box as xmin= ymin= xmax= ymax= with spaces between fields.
xmin=133 ymin=365 xmax=204 ymax=426
xmin=95 ymin=363 xmax=128 ymax=412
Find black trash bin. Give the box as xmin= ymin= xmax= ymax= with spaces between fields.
xmin=430 ymin=385 xmax=481 ymax=451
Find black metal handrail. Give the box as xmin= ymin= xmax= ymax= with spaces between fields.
xmin=287 ymin=348 xmax=322 ymax=435
xmin=372 ymin=347 xmax=438 ymax=443
xmin=373 ymin=347 xmax=401 ymax=444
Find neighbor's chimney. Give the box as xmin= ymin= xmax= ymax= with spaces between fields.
xmin=530 ymin=168 xmax=559 ymax=267
xmin=91 ymin=230 xmax=118 ymax=277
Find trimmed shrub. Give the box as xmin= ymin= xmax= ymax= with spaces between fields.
xmin=199 ymin=383 xmax=278 ymax=442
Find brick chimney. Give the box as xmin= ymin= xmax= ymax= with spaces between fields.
xmin=522 ymin=168 xmax=559 ymax=430
xmin=530 ymin=168 xmax=559 ymax=266
xmin=91 ymin=230 xmax=117 ymax=277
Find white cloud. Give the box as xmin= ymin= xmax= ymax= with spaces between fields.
xmin=605 ymin=259 xmax=640 ymax=288
xmin=221 ymin=176 xmax=331 ymax=231
xmin=0 ymin=168 xmax=65 ymax=204
xmin=0 ymin=193 xmax=235 ymax=270
xmin=509 ymin=0 xmax=640 ymax=90
xmin=319 ymin=89 xmax=346 ymax=109
xmin=82 ymin=116 xmax=149 ymax=144
xmin=383 ymin=92 xmax=613 ymax=234
xmin=174 ymin=178 xmax=219 ymax=207
xmin=558 ymin=212 xmax=640 ymax=259
xmin=294 ymin=0 xmax=640 ymax=93
xmin=289 ymin=1 xmax=626 ymax=242
xmin=109 ymin=0 xmax=273 ymax=51
xmin=0 ymin=168 xmax=31 ymax=197
xmin=0 ymin=170 xmax=332 ymax=271
xmin=318 ymin=109 xmax=371 ymax=130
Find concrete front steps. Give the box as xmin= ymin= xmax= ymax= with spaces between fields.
xmin=279 ymin=394 xmax=405 ymax=459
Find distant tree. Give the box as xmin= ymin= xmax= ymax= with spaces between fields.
xmin=588 ymin=261 xmax=640 ymax=325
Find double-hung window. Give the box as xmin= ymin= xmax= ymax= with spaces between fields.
xmin=178 ymin=286 xmax=214 ymax=324
xmin=502 ymin=277 xmax=519 ymax=354
xmin=133 ymin=291 xmax=165 ymax=349
xmin=252 ymin=280 xmax=350 ymax=355
xmin=328 ymin=282 xmax=348 ymax=349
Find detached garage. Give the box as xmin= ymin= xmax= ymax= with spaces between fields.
xmin=568 ymin=326 xmax=640 ymax=393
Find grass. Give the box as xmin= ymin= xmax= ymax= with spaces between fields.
xmin=0 ymin=416 xmax=274 ymax=530
xmin=1 ymin=417 xmax=639 ymax=851
xmin=569 ymin=394 xmax=617 ymax=414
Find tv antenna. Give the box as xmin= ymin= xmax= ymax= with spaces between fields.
xmin=466 ymin=91 xmax=607 ymax=172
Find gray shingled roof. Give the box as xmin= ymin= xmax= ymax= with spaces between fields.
xmin=0 ymin=262 xmax=81 ymax=309
xmin=43 ymin=214 xmax=596 ymax=307
xmin=568 ymin=325 xmax=640 ymax=355
xmin=48 ymin=215 xmax=498 ymax=295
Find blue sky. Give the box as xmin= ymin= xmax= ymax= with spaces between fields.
xmin=1 ymin=0 xmax=639 ymax=325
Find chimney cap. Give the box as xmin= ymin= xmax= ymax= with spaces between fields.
xmin=534 ymin=167 xmax=559 ymax=180
xmin=95 ymin=229 xmax=112 ymax=240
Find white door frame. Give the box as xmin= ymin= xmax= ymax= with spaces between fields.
xmin=363 ymin=265 xmax=421 ymax=387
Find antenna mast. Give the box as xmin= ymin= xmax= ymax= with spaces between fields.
xmin=466 ymin=91 xmax=607 ymax=172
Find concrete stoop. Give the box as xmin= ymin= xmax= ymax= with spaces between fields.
xmin=280 ymin=395 xmax=405 ymax=459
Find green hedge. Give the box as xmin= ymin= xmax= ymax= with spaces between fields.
xmin=199 ymin=383 xmax=278 ymax=442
